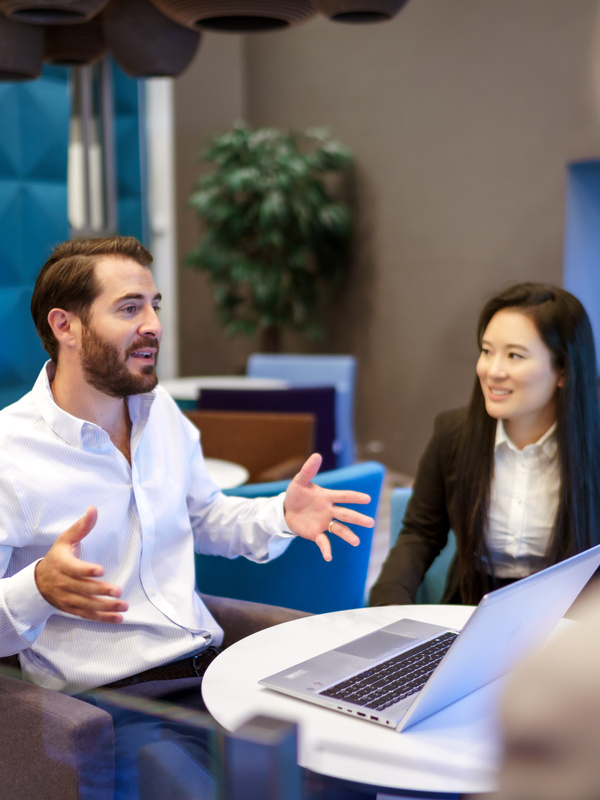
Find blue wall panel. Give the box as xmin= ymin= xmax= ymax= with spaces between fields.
xmin=563 ymin=159 xmax=600 ymax=375
xmin=113 ymin=62 xmax=147 ymax=245
xmin=0 ymin=67 xmax=69 ymax=406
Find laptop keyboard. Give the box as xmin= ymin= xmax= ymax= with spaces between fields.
xmin=320 ymin=631 xmax=458 ymax=711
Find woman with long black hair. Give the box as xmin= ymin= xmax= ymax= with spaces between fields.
xmin=370 ymin=282 xmax=600 ymax=606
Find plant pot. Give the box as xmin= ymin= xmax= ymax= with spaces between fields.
xmin=0 ymin=14 xmax=44 ymax=80
xmin=149 ymin=0 xmax=316 ymax=32
xmin=0 ymin=0 xmax=110 ymax=24
xmin=312 ymin=0 xmax=409 ymax=23
xmin=102 ymin=0 xmax=201 ymax=78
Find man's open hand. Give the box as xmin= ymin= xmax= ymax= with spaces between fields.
xmin=283 ymin=454 xmax=374 ymax=561
xmin=35 ymin=507 xmax=127 ymax=623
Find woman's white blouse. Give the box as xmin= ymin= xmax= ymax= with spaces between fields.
xmin=486 ymin=421 xmax=560 ymax=578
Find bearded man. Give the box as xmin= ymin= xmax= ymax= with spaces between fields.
xmin=0 ymin=236 xmax=373 ymax=800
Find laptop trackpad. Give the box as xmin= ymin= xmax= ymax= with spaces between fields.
xmin=336 ymin=631 xmax=418 ymax=660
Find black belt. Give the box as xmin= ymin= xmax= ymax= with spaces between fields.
xmin=98 ymin=646 xmax=221 ymax=691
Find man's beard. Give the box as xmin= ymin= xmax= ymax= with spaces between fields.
xmin=80 ymin=324 xmax=159 ymax=398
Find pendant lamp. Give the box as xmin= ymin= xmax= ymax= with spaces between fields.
xmin=149 ymin=0 xmax=316 ymax=33
xmin=0 ymin=0 xmax=109 ymax=24
xmin=102 ymin=0 xmax=201 ymax=78
xmin=0 ymin=14 xmax=44 ymax=80
xmin=312 ymin=0 xmax=409 ymax=23
xmin=44 ymin=16 xmax=106 ymax=65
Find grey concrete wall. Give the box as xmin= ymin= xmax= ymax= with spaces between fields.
xmin=175 ymin=0 xmax=600 ymax=476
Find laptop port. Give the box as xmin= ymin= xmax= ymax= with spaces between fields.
xmin=370 ymin=716 xmax=378 ymax=721
xmin=357 ymin=712 xmax=366 ymax=717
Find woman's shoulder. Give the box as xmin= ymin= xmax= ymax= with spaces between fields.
xmin=432 ymin=406 xmax=469 ymax=438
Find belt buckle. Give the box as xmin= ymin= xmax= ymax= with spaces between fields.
xmin=192 ymin=646 xmax=219 ymax=677
xmin=192 ymin=652 xmax=203 ymax=677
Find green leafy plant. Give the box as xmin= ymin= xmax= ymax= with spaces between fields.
xmin=186 ymin=124 xmax=354 ymax=352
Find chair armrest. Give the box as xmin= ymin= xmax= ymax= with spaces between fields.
xmin=0 ymin=671 xmax=115 ymax=800
xmin=200 ymin=593 xmax=312 ymax=649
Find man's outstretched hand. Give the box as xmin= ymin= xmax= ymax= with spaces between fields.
xmin=283 ymin=453 xmax=374 ymax=561
xmin=35 ymin=507 xmax=127 ymax=623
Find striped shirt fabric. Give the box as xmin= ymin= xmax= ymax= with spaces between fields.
xmin=0 ymin=363 xmax=291 ymax=691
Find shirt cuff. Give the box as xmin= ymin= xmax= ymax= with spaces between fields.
xmin=263 ymin=493 xmax=295 ymax=560
xmin=4 ymin=560 xmax=55 ymax=635
xmin=275 ymin=492 xmax=294 ymax=536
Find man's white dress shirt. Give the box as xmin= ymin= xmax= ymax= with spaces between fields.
xmin=0 ymin=363 xmax=292 ymax=691
xmin=486 ymin=420 xmax=560 ymax=578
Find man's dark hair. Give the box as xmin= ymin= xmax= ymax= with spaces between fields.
xmin=31 ymin=236 xmax=153 ymax=362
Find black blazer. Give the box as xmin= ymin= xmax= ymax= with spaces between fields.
xmin=369 ymin=408 xmax=467 ymax=606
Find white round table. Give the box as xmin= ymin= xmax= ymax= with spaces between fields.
xmin=160 ymin=376 xmax=288 ymax=402
xmin=204 ymin=457 xmax=249 ymax=489
xmin=202 ymin=605 xmax=507 ymax=796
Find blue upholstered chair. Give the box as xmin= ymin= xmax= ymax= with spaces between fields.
xmin=389 ymin=487 xmax=456 ymax=604
xmin=247 ymin=354 xmax=357 ymax=468
xmin=195 ymin=461 xmax=386 ymax=613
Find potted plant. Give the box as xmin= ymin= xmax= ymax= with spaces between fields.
xmin=186 ymin=123 xmax=354 ymax=352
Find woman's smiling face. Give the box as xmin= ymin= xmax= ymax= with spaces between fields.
xmin=476 ymin=309 xmax=563 ymax=448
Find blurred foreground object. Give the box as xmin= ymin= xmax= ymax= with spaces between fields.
xmin=491 ymin=583 xmax=600 ymax=800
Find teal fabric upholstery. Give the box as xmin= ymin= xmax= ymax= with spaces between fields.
xmin=389 ymin=487 xmax=456 ymax=604
xmin=112 ymin=60 xmax=148 ymax=243
xmin=195 ymin=461 xmax=386 ymax=613
xmin=247 ymin=354 xmax=356 ymax=468
xmin=0 ymin=66 xmax=69 ymax=409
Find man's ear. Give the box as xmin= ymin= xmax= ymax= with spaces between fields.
xmin=47 ymin=308 xmax=80 ymax=350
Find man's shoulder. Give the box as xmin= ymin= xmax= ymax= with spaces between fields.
xmin=0 ymin=389 xmax=37 ymax=429
xmin=0 ymin=392 xmax=40 ymax=472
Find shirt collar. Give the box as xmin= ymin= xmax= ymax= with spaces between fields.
xmin=33 ymin=361 xmax=156 ymax=450
xmin=494 ymin=418 xmax=558 ymax=458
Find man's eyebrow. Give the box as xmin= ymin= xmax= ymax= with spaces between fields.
xmin=113 ymin=292 xmax=162 ymax=304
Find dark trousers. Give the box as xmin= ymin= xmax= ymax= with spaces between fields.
xmin=84 ymin=676 xmax=380 ymax=800
xmin=83 ymin=676 xmax=216 ymax=800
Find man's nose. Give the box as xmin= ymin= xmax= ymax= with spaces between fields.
xmin=139 ymin=306 xmax=162 ymax=340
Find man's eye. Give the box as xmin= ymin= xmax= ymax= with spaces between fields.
xmin=153 ymin=305 xmax=161 ymax=313
xmin=508 ymin=352 xmax=523 ymax=359
xmin=123 ymin=306 xmax=137 ymax=314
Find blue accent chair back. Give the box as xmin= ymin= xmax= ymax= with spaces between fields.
xmin=247 ymin=354 xmax=356 ymax=468
xmin=195 ymin=461 xmax=386 ymax=614
xmin=389 ymin=487 xmax=456 ymax=604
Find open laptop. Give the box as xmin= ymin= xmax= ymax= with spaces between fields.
xmin=260 ymin=544 xmax=600 ymax=732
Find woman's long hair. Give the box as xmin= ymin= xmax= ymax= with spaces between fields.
xmin=454 ymin=283 xmax=600 ymax=603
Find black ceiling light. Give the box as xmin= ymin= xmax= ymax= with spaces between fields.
xmin=149 ymin=0 xmax=316 ymax=33
xmin=312 ymin=0 xmax=409 ymax=24
xmin=0 ymin=0 xmax=109 ymax=24
xmin=102 ymin=0 xmax=201 ymax=78
xmin=44 ymin=16 xmax=106 ymax=65
xmin=0 ymin=14 xmax=43 ymax=79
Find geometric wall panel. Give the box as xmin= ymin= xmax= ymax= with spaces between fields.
xmin=0 ymin=66 xmax=69 ymax=407
xmin=113 ymin=61 xmax=147 ymax=244
xmin=563 ymin=158 xmax=600 ymax=376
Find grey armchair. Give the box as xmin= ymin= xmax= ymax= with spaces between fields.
xmin=0 ymin=595 xmax=310 ymax=800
